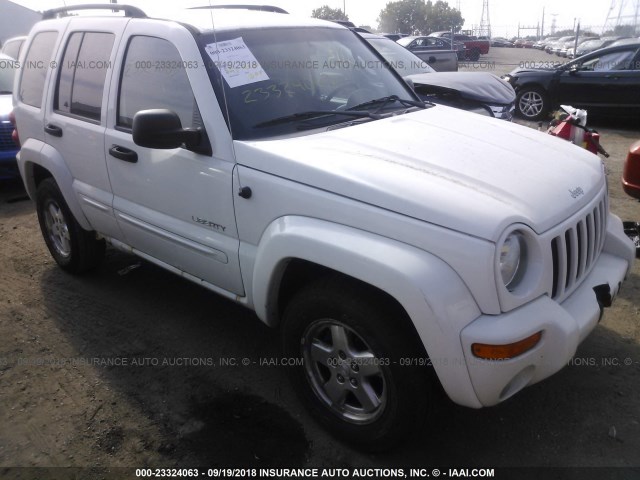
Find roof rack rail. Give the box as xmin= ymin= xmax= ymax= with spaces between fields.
xmin=189 ymin=5 xmax=289 ymax=14
xmin=42 ymin=4 xmax=147 ymax=20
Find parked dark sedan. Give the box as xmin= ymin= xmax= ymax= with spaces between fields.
xmin=504 ymin=42 xmax=640 ymax=120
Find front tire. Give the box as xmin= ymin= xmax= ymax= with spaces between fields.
xmin=36 ymin=178 xmax=105 ymax=273
xmin=516 ymin=86 xmax=549 ymax=120
xmin=281 ymin=276 xmax=433 ymax=450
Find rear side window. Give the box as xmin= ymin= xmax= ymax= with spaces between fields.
xmin=19 ymin=31 xmax=58 ymax=108
xmin=118 ymin=36 xmax=198 ymax=129
xmin=55 ymin=32 xmax=115 ymax=121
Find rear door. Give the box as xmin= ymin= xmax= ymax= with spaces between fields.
xmin=104 ymin=21 xmax=244 ymax=295
xmin=43 ymin=18 xmax=127 ymax=239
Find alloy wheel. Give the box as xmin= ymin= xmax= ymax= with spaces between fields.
xmin=43 ymin=200 xmax=72 ymax=258
xmin=518 ymin=90 xmax=544 ymax=118
xmin=302 ymin=319 xmax=387 ymax=424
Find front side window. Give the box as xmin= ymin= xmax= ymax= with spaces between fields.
xmin=574 ymin=49 xmax=637 ymax=72
xmin=118 ymin=36 xmax=198 ymax=129
xmin=55 ymin=32 xmax=115 ymax=121
xmin=20 ymin=31 xmax=58 ymax=108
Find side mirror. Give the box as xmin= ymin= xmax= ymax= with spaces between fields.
xmin=132 ymin=109 xmax=201 ymax=150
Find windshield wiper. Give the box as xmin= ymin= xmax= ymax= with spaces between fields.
xmin=347 ymin=95 xmax=430 ymax=113
xmin=253 ymin=110 xmax=386 ymax=129
xmin=0 ymin=90 xmax=13 ymax=95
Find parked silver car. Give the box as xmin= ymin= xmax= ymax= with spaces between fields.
xmin=576 ymin=37 xmax=629 ymax=57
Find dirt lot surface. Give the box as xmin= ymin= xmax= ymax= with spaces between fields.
xmin=1 ymin=49 xmax=640 ymax=479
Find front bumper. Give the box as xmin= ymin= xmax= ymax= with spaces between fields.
xmin=487 ymin=104 xmax=515 ymax=121
xmin=460 ymin=219 xmax=634 ymax=407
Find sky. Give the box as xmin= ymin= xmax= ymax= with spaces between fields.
xmin=4 ymin=0 xmax=633 ymax=38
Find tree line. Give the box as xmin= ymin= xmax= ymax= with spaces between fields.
xmin=312 ymin=0 xmax=464 ymax=34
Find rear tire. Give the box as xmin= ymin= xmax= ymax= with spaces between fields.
xmin=281 ymin=276 xmax=434 ymax=450
xmin=36 ymin=178 xmax=105 ymax=273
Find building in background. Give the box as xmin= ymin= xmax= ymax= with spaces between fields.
xmin=0 ymin=1 xmax=41 ymax=45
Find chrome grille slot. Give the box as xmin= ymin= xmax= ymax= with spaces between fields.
xmin=550 ymin=194 xmax=607 ymax=301
xmin=576 ymin=220 xmax=585 ymax=279
xmin=586 ymin=212 xmax=595 ymax=266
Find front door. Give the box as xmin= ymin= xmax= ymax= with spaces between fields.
xmin=104 ymin=27 xmax=244 ymax=295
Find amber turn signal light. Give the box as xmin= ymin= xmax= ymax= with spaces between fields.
xmin=472 ymin=331 xmax=543 ymax=360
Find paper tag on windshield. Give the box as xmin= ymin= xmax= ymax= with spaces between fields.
xmin=205 ymin=37 xmax=269 ymax=88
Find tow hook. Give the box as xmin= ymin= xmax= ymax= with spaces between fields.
xmin=593 ymin=284 xmax=612 ymax=321
xmin=623 ymin=222 xmax=640 ymax=258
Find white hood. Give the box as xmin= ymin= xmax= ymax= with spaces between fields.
xmin=234 ymin=106 xmax=604 ymax=241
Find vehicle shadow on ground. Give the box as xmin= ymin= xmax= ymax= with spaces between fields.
xmin=39 ymin=253 xmax=313 ymax=468
xmin=0 ymin=178 xmax=29 ymax=202
xmin=39 ymin=250 xmax=640 ymax=468
xmin=378 ymin=325 xmax=640 ymax=467
xmin=588 ymin=116 xmax=640 ymax=134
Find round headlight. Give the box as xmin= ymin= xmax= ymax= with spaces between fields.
xmin=500 ymin=232 xmax=525 ymax=290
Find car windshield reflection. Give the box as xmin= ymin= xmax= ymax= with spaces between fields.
xmin=202 ymin=27 xmax=416 ymax=140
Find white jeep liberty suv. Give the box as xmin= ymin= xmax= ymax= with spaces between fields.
xmin=12 ymin=4 xmax=636 ymax=449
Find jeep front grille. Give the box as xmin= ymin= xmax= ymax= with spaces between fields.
xmin=550 ymin=195 xmax=607 ymax=300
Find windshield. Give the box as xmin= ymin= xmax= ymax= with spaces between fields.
xmin=0 ymin=55 xmax=18 ymax=93
xmin=365 ymin=37 xmax=436 ymax=76
xmin=202 ymin=27 xmax=416 ymax=140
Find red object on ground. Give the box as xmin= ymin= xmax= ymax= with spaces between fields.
xmin=622 ymin=140 xmax=640 ymax=200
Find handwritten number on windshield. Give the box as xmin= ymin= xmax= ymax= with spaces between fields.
xmin=242 ymin=81 xmax=312 ymax=104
